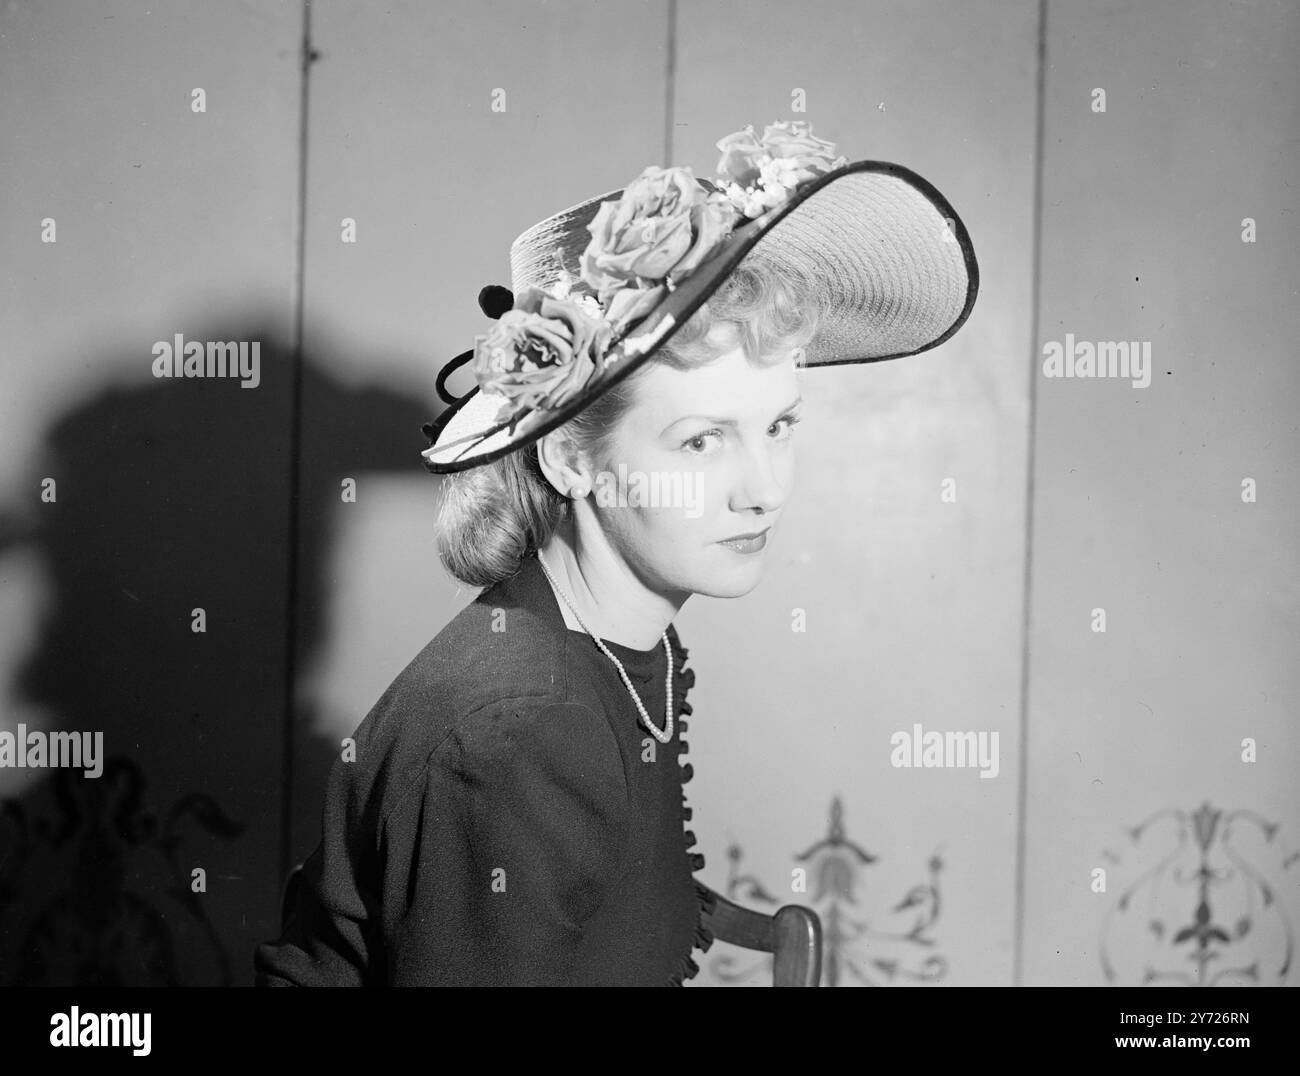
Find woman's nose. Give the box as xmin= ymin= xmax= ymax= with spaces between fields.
xmin=734 ymin=440 xmax=789 ymax=515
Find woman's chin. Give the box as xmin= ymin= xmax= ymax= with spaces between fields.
xmin=692 ymin=553 xmax=768 ymax=598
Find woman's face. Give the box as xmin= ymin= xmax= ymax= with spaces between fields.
xmin=592 ymin=341 xmax=803 ymax=599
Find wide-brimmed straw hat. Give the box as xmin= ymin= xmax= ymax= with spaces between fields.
xmin=420 ymin=120 xmax=979 ymax=475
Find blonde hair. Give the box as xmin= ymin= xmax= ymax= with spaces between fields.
xmin=435 ymin=248 xmax=823 ymax=588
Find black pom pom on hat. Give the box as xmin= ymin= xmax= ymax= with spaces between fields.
xmin=478 ymin=284 xmax=514 ymax=320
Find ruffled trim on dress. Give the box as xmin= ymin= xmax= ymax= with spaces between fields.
xmin=665 ymin=637 xmax=717 ymax=986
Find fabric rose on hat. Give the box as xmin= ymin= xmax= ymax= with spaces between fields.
xmin=471 ymin=284 xmax=613 ymax=420
xmin=579 ymin=165 xmax=737 ymax=320
xmin=716 ymin=120 xmax=849 ymax=218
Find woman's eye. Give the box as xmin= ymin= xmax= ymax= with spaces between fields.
xmin=682 ymin=430 xmax=722 ymax=453
xmin=772 ymin=414 xmax=802 ymax=438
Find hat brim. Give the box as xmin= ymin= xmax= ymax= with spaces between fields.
xmin=422 ymin=160 xmax=978 ymax=475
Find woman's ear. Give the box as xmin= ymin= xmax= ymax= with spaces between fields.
xmin=536 ymin=430 xmax=593 ymax=498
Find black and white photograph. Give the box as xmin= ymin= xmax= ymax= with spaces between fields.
xmin=0 ymin=0 xmax=1296 ymax=1049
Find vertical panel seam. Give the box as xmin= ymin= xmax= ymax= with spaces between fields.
xmin=1014 ymin=0 xmax=1049 ymax=989
xmin=279 ymin=0 xmax=314 ymax=892
xmin=663 ymin=0 xmax=677 ymax=165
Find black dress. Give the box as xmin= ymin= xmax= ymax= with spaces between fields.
xmin=254 ymin=549 xmax=715 ymax=985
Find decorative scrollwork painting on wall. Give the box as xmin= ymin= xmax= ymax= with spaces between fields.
xmin=707 ymin=794 xmax=947 ymax=986
xmin=0 ymin=758 xmax=245 ymax=986
xmin=1099 ymin=801 xmax=1298 ymax=986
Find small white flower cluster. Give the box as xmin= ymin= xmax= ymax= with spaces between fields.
xmin=549 ymin=265 xmax=575 ymax=298
xmin=550 ymin=265 xmax=606 ymax=320
xmin=719 ymin=154 xmax=803 ymax=219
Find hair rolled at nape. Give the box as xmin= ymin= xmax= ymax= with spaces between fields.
xmin=434 ymin=254 xmax=825 ymax=588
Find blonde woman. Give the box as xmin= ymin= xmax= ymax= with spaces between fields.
xmin=254 ymin=121 xmax=978 ymax=986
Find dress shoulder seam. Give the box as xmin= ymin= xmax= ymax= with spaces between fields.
xmin=375 ymin=689 xmax=572 ymax=838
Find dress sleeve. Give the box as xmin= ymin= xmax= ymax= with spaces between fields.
xmin=379 ymin=699 xmax=631 ymax=985
xmin=252 ymin=745 xmax=382 ymax=987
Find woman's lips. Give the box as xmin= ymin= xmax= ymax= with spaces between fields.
xmin=718 ymin=531 xmax=769 ymax=554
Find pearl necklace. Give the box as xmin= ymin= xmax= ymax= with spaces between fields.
xmin=537 ymin=552 xmax=675 ymax=744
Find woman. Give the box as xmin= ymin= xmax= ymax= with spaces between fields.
xmin=254 ymin=121 xmax=978 ymax=986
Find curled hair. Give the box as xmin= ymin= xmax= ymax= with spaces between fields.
xmin=435 ymin=248 xmax=823 ymax=588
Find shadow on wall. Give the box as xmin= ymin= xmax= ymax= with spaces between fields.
xmin=0 ymin=321 xmax=435 ymax=985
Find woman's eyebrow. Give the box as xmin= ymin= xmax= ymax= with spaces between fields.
xmin=662 ymin=396 xmax=803 ymax=433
